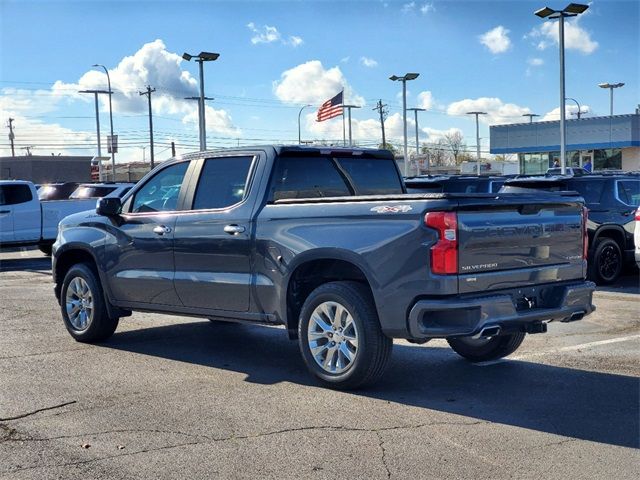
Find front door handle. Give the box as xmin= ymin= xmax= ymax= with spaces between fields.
xmin=152 ymin=225 xmax=172 ymax=235
xmin=224 ymin=224 xmax=246 ymax=235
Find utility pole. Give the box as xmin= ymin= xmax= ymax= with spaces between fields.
xmin=466 ymin=111 xmax=487 ymax=176
xmin=373 ymin=100 xmax=388 ymax=147
xmin=139 ymin=85 xmax=156 ymax=169
xmin=7 ymin=118 xmax=15 ymax=156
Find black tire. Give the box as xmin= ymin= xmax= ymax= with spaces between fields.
xmin=60 ymin=263 xmax=118 ymax=343
xmin=447 ymin=332 xmax=525 ymax=362
xmin=298 ymin=281 xmax=392 ymax=390
xmin=589 ymin=238 xmax=622 ymax=285
xmin=38 ymin=243 xmax=52 ymax=256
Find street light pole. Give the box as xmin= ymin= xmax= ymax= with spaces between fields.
xmin=79 ymin=89 xmax=111 ymax=181
xmin=92 ymin=64 xmax=116 ymax=180
xmin=343 ymin=105 xmax=361 ymax=146
xmin=390 ymin=73 xmax=420 ymax=176
xmin=598 ymin=82 xmax=624 ymax=147
xmin=466 ymin=111 xmax=487 ymax=176
xmin=298 ymin=104 xmax=311 ymax=144
xmin=183 ymin=52 xmax=220 ymax=151
xmin=522 ymin=113 xmax=540 ymax=123
xmin=565 ymin=97 xmax=582 ymax=119
xmin=407 ymin=108 xmax=426 ymax=159
xmin=535 ymin=3 xmax=589 ymax=176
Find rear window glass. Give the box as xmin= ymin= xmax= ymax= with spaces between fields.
xmin=70 ymin=186 xmax=116 ymax=199
xmin=405 ymin=182 xmax=444 ymax=194
xmin=617 ymin=180 xmax=640 ymax=206
xmin=192 ymin=156 xmax=254 ymax=210
xmin=336 ymin=157 xmax=403 ymax=195
xmin=271 ymin=156 xmax=351 ymax=201
xmin=0 ymin=184 xmax=33 ymax=205
xmin=501 ymin=181 xmax=566 ymax=192
xmin=567 ymin=180 xmax=605 ymax=203
xmin=444 ymin=180 xmax=490 ymax=193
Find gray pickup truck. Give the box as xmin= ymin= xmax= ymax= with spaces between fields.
xmin=52 ymin=146 xmax=595 ymax=389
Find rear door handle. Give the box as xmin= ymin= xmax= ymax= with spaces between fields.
xmin=152 ymin=225 xmax=172 ymax=235
xmin=0 ymin=210 xmax=10 ymax=214
xmin=224 ymin=224 xmax=246 ymax=235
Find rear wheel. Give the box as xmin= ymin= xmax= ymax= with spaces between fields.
xmin=590 ymin=238 xmax=622 ymax=285
xmin=61 ymin=263 xmax=118 ymax=342
xmin=447 ymin=332 xmax=525 ymax=362
xmin=298 ymin=281 xmax=392 ymax=390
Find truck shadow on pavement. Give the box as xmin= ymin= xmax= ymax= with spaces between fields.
xmin=0 ymin=256 xmax=51 ymax=273
xmin=103 ymin=320 xmax=639 ymax=450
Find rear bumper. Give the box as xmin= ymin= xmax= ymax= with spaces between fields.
xmin=407 ymin=281 xmax=596 ymax=339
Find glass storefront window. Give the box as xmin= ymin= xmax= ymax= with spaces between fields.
xmin=594 ymin=149 xmax=622 ymax=170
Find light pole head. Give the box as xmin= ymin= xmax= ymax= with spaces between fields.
xmin=534 ymin=6 xmax=555 ymax=18
xmin=389 ymin=75 xmax=400 ymax=81
xmin=182 ymin=53 xmax=193 ymax=61
xmin=466 ymin=111 xmax=487 ymax=115
xmin=564 ymin=3 xmax=589 ymax=14
xmin=404 ymin=73 xmax=419 ymax=81
xmin=198 ymin=52 xmax=220 ymax=61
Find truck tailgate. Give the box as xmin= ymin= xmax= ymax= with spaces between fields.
xmin=455 ymin=194 xmax=585 ymax=293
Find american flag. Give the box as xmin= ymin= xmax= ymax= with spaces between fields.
xmin=316 ymin=91 xmax=343 ymax=122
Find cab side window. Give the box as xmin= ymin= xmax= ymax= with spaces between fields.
xmin=131 ymin=162 xmax=189 ymax=213
xmin=0 ymin=184 xmax=32 ymax=205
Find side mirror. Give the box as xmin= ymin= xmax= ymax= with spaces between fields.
xmin=96 ymin=197 xmax=122 ymax=216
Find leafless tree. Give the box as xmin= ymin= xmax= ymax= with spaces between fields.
xmin=443 ymin=131 xmax=467 ymax=164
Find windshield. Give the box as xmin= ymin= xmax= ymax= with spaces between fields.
xmin=617 ymin=180 xmax=640 ymax=206
xmin=70 ymin=186 xmax=116 ymax=199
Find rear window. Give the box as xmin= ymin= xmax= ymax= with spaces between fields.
xmin=617 ymin=180 xmax=640 ymax=206
xmin=405 ymin=182 xmax=444 ymax=194
xmin=192 ymin=156 xmax=254 ymax=210
xmin=444 ymin=180 xmax=490 ymax=193
xmin=69 ymin=186 xmax=116 ymax=199
xmin=567 ymin=180 xmax=605 ymax=204
xmin=336 ymin=157 xmax=403 ymax=195
xmin=0 ymin=184 xmax=33 ymax=205
xmin=501 ymin=180 xmax=567 ymax=193
xmin=271 ymin=156 xmax=352 ymax=201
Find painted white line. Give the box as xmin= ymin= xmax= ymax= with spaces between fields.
xmin=555 ymin=334 xmax=640 ymax=352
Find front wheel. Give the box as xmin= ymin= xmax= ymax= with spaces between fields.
xmin=61 ymin=263 xmax=118 ymax=342
xmin=298 ymin=281 xmax=392 ymax=390
xmin=447 ymin=332 xmax=525 ymax=362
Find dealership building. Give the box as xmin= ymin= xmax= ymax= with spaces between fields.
xmin=490 ymin=112 xmax=640 ymax=174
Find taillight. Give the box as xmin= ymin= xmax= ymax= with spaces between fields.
xmin=635 ymin=207 xmax=640 ymax=221
xmin=425 ymin=211 xmax=458 ymax=274
xmin=582 ymin=206 xmax=589 ymax=260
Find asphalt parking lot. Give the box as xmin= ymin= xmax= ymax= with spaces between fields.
xmin=1 ymin=249 xmax=638 ymax=479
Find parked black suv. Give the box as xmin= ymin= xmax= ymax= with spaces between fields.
xmin=501 ymin=173 xmax=640 ymax=284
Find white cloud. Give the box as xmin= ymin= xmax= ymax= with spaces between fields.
xmin=182 ymin=104 xmax=240 ymax=136
xmin=527 ymin=17 xmax=598 ymax=54
xmin=247 ymin=22 xmax=281 ymax=44
xmin=422 ymin=127 xmax=464 ymax=142
xmin=360 ymin=56 xmax=378 ymax=68
xmin=479 ymin=26 xmax=512 ymax=54
xmin=288 ymin=36 xmax=304 ymax=47
xmin=273 ymin=60 xmax=364 ymax=106
xmin=246 ymin=22 xmax=303 ymax=47
xmin=420 ymin=3 xmax=435 ymax=14
xmin=541 ymin=104 xmax=591 ymax=121
xmin=447 ymin=97 xmax=532 ymax=125
xmin=340 ymin=56 xmax=350 ymax=64
xmin=417 ymin=91 xmax=434 ymax=110
xmin=401 ymin=2 xmax=416 ymax=13
xmin=402 ymin=2 xmax=434 ymax=14
xmin=528 ymin=57 xmax=544 ymax=66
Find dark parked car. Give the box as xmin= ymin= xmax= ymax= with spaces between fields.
xmin=52 ymin=146 xmax=594 ymax=389
xmin=37 ymin=182 xmax=80 ymax=201
xmin=501 ymin=173 xmax=640 ymax=284
xmin=69 ymin=182 xmax=135 ymax=199
xmin=405 ymin=175 xmax=508 ymax=194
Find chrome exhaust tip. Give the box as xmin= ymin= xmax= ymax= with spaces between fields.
xmin=472 ymin=325 xmax=502 ymax=339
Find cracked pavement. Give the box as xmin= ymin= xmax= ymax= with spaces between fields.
xmin=1 ymin=250 xmax=639 ymax=479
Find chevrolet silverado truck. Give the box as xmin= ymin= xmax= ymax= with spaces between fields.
xmin=52 ymin=146 xmax=596 ymax=389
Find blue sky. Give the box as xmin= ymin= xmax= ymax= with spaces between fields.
xmin=1 ymin=0 xmax=638 ymax=162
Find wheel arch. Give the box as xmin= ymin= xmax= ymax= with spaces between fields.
xmin=282 ymin=250 xmax=378 ymax=340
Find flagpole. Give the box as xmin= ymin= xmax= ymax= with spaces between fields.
xmin=342 ymin=90 xmax=346 ymax=146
